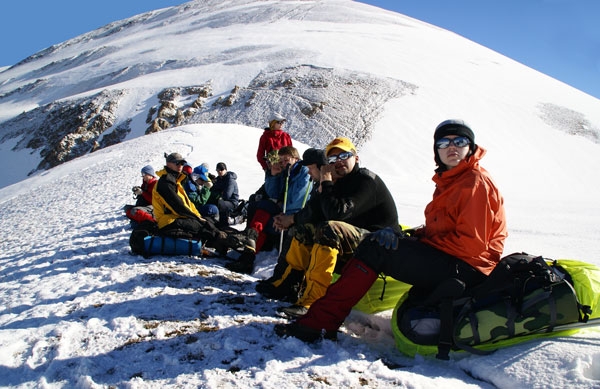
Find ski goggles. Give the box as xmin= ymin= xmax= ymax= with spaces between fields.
xmin=435 ymin=136 xmax=471 ymax=149
xmin=327 ymin=151 xmax=354 ymax=164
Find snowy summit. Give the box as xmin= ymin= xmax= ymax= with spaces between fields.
xmin=0 ymin=0 xmax=599 ymax=388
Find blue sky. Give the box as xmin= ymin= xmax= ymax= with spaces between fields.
xmin=1 ymin=0 xmax=598 ymax=99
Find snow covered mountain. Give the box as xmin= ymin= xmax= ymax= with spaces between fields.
xmin=1 ymin=0 xmax=599 ymax=387
xmin=0 ymin=0 xmax=598 ymax=189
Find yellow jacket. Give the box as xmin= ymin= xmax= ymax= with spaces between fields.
xmin=152 ymin=167 xmax=201 ymax=229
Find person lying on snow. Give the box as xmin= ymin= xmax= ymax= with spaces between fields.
xmin=275 ymin=119 xmax=508 ymax=342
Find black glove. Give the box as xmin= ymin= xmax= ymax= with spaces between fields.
xmin=132 ymin=186 xmax=142 ymax=196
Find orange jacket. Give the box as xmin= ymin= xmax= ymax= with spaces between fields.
xmin=419 ymin=146 xmax=507 ymax=275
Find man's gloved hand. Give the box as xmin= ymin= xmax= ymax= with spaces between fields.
xmin=369 ymin=227 xmax=400 ymax=250
xmin=132 ymin=186 xmax=143 ymax=196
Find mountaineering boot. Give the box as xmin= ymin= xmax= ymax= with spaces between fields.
xmin=225 ymin=249 xmax=256 ymax=274
xmin=243 ymin=228 xmax=259 ymax=252
xmin=277 ymin=304 xmax=308 ymax=318
xmin=256 ymin=268 xmax=304 ymax=302
xmin=274 ymin=321 xmax=338 ymax=342
xmin=275 ymin=258 xmax=378 ymax=342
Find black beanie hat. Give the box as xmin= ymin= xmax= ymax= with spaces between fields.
xmin=301 ymin=148 xmax=327 ymax=168
xmin=433 ymin=119 xmax=476 ymax=168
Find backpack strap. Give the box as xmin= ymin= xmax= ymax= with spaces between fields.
xmin=143 ymin=236 xmax=156 ymax=259
xmin=425 ymin=278 xmax=466 ymax=360
xmin=436 ymin=297 xmax=454 ymax=360
xmin=378 ymin=274 xmax=387 ymax=301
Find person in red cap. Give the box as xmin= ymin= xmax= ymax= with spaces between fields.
xmin=275 ymin=119 xmax=508 ymax=342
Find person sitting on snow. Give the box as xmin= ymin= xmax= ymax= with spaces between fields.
xmin=260 ymin=137 xmax=400 ymax=318
xmin=125 ymin=165 xmax=158 ymax=228
xmin=226 ymin=146 xmax=311 ymax=274
xmin=152 ymin=152 xmax=228 ymax=252
xmin=190 ymin=164 xmax=220 ymax=223
xmin=209 ymin=162 xmax=240 ymax=228
xmin=256 ymin=148 xmax=327 ymax=300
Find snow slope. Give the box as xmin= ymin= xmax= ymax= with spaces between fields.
xmin=0 ymin=123 xmax=599 ymax=388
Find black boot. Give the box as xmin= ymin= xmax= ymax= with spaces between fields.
xmin=243 ymin=228 xmax=258 ymax=252
xmin=225 ymin=250 xmax=256 ymax=274
xmin=256 ymin=269 xmax=304 ymax=302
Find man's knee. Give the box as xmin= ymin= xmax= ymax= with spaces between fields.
xmin=353 ymin=237 xmax=390 ymax=271
xmin=314 ymin=221 xmax=341 ymax=248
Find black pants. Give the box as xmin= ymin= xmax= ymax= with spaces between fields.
xmin=217 ymin=199 xmax=236 ymax=227
xmin=354 ymin=237 xmax=486 ymax=290
xmin=160 ymin=217 xmax=220 ymax=245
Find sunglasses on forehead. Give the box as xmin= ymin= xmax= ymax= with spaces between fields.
xmin=327 ymin=151 xmax=354 ymax=164
xmin=435 ymin=136 xmax=471 ymax=149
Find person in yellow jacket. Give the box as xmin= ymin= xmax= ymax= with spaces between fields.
xmin=153 ymin=152 xmax=227 ymax=250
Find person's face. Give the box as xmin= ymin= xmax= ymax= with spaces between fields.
xmin=167 ymin=161 xmax=184 ymax=173
xmin=436 ymin=135 xmax=471 ymax=170
xmin=279 ymin=154 xmax=297 ymax=169
xmin=326 ymin=147 xmax=356 ymax=178
xmin=270 ymin=161 xmax=283 ymax=175
xmin=216 ymin=168 xmax=226 ymax=176
xmin=142 ymin=173 xmax=153 ymax=183
xmin=272 ymin=120 xmax=284 ymax=129
xmin=306 ymin=164 xmax=321 ymax=181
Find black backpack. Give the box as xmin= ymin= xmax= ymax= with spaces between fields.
xmin=394 ymin=252 xmax=593 ymax=359
xmin=129 ymin=220 xmax=159 ymax=256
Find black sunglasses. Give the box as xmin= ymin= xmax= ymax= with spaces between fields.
xmin=435 ymin=136 xmax=470 ymax=149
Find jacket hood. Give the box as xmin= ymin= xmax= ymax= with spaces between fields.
xmin=225 ymin=171 xmax=237 ymax=180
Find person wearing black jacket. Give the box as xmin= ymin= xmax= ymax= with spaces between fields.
xmin=210 ymin=162 xmax=240 ymax=228
xmin=263 ymin=139 xmax=400 ymax=318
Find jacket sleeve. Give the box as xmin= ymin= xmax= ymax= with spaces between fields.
xmin=284 ymin=166 xmax=311 ymax=214
xmin=221 ymin=176 xmax=237 ymax=201
xmin=141 ymin=179 xmax=156 ymax=204
xmin=257 ymin=134 xmax=268 ymax=170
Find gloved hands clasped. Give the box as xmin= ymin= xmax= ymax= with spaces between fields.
xmin=132 ymin=186 xmax=143 ymax=196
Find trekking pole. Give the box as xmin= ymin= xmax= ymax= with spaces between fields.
xmin=279 ymin=165 xmax=291 ymax=253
